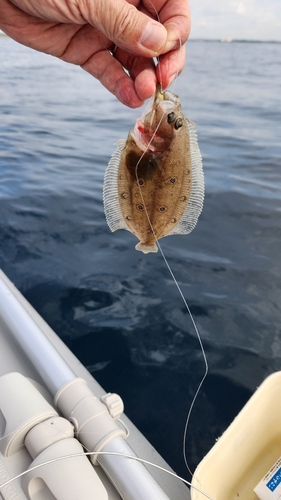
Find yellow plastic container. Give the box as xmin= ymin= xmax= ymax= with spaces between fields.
xmin=191 ymin=371 xmax=281 ymax=500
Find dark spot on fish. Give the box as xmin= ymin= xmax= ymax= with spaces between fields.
xmin=159 ymin=206 xmax=167 ymax=212
xmin=171 ymin=218 xmax=177 ymax=223
xmin=147 ymin=229 xmax=154 ymax=234
xmin=167 ymin=112 xmax=176 ymax=124
xmin=174 ymin=118 xmax=183 ymax=130
xmin=137 ymin=204 xmax=144 ymax=210
xmin=126 ymin=151 xmax=156 ymax=181
xmin=186 ymin=169 xmax=190 ymax=175
xmin=170 ymin=178 xmax=176 ymax=183
xmin=180 ymin=196 xmax=187 ymax=202
xmin=138 ymin=179 xmax=144 ymax=185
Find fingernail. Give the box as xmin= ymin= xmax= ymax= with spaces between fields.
xmin=139 ymin=22 xmax=167 ymax=53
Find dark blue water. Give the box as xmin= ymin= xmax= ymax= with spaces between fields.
xmin=1 ymin=37 xmax=281 ymax=478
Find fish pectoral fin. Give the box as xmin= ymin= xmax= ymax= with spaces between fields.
xmin=135 ymin=242 xmax=158 ymax=254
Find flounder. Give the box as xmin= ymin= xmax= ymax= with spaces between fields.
xmin=103 ymin=88 xmax=204 ymax=254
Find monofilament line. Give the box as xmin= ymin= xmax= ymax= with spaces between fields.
xmin=0 ymin=450 xmax=214 ymax=500
xmin=134 ymin=39 xmax=208 ymax=477
xmin=148 ymin=0 xmax=181 ymax=95
xmin=156 ymin=241 xmax=208 ymax=476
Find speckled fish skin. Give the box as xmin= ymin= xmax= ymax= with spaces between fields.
xmin=103 ymin=89 xmax=204 ymax=254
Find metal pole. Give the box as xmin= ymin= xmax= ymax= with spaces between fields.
xmin=0 ymin=273 xmax=171 ymax=500
xmin=0 ymin=277 xmax=76 ymax=395
xmin=101 ymin=438 xmax=172 ymax=500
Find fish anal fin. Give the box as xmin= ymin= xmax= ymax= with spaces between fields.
xmin=103 ymin=139 xmax=129 ymax=232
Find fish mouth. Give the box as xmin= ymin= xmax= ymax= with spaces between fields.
xmin=132 ymin=90 xmax=180 ymax=153
xmin=133 ymin=117 xmax=160 ymax=152
xmin=133 ymin=118 xmax=167 ymax=154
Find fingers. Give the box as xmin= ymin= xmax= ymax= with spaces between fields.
xmin=81 ymin=49 xmax=146 ymax=108
xmin=114 ymin=48 xmax=157 ymax=102
xmin=77 ymin=0 xmax=190 ymax=103
xmin=145 ymin=0 xmax=191 ymax=53
xmin=157 ymin=44 xmax=186 ymax=90
xmin=2 ymin=0 xmax=190 ymax=108
xmin=81 ymin=44 xmax=157 ymax=108
xmin=77 ymin=0 xmax=169 ymax=57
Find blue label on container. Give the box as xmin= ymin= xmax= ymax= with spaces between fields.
xmin=266 ymin=467 xmax=281 ymax=492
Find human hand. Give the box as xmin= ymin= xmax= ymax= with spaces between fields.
xmin=0 ymin=0 xmax=191 ymax=107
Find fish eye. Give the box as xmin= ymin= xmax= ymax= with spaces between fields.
xmin=174 ymin=118 xmax=183 ymax=130
xmin=167 ymin=112 xmax=176 ymax=124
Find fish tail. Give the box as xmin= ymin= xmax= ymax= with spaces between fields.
xmin=135 ymin=242 xmax=158 ymax=254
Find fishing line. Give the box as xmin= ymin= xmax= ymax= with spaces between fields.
xmin=0 ymin=449 xmax=214 ymax=500
xmin=134 ymin=1 xmax=208 ymax=478
xmin=147 ymin=0 xmax=181 ymax=94
xmin=134 ymin=130 xmax=208 ymax=476
xmin=0 ymin=9 xmax=208 ymax=499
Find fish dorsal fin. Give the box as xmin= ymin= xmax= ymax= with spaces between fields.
xmin=103 ymin=139 xmax=129 ymax=232
xmin=169 ymin=119 xmax=204 ymax=236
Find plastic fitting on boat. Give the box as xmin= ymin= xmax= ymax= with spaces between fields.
xmin=54 ymin=378 xmax=126 ymax=465
xmin=0 ymin=372 xmax=108 ymax=500
xmin=0 ymin=372 xmax=57 ymax=456
xmin=100 ymin=392 xmax=124 ymax=420
xmin=24 ymin=416 xmax=74 ymax=458
xmin=22 ymin=426 xmax=108 ymax=500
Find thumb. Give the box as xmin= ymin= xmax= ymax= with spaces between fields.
xmin=78 ymin=0 xmax=169 ymax=57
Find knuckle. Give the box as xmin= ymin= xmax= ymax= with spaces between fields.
xmin=111 ymin=5 xmax=139 ymax=43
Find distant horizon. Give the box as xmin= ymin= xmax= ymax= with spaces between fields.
xmin=1 ymin=30 xmax=281 ymax=44
xmin=189 ymin=37 xmax=281 ymax=43
xmin=189 ymin=0 xmax=281 ymax=44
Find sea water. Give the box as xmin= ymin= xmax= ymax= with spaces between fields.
xmin=0 ymin=37 xmax=281 ymax=477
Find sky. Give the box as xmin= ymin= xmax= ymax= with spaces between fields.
xmin=1 ymin=0 xmax=281 ymax=42
xmin=189 ymin=0 xmax=281 ymax=41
